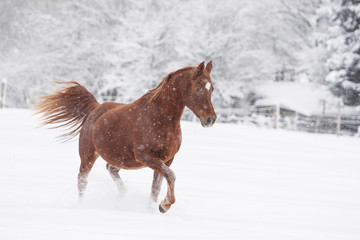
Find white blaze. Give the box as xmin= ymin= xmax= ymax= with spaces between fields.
xmin=205 ymin=82 xmax=211 ymax=91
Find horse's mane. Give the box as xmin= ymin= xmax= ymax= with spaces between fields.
xmin=150 ymin=67 xmax=193 ymax=101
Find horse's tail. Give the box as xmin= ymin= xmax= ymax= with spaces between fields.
xmin=33 ymin=81 xmax=100 ymax=141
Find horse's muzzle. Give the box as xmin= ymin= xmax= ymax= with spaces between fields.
xmin=201 ymin=116 xmax=216 ymax=128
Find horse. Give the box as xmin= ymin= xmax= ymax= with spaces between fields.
xmin=34 ymin=61 xmax=216 ymax=213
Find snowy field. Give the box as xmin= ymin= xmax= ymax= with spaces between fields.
xmin=0 ymin=109 xmax=360 ymax=240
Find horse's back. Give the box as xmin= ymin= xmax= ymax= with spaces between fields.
xmin=90 ymin=102 xmax=124 ymax=121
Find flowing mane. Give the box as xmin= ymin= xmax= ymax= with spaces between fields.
xmin=150 ymin=66 xmax=193 ymax=101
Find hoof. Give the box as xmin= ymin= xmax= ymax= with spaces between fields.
xmin=159 ymin=204 xmax=167 ymax=213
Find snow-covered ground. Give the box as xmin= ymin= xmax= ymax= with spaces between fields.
xmin=0 ymin=109 xmax=360 ymax=240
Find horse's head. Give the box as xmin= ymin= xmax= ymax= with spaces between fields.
xmin=183 ymin=61 xmax=217 ymax=128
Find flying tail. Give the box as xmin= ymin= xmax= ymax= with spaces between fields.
xmin=33 ymin=81 xmax=100 ymax=141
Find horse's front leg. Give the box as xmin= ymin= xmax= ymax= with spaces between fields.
xmin=136 ymin=151 xmax=176 ymax=213
xmin=151 ymin=158 xmax=174 ymax=203
xmin=154 ymin=163 xmax=176 ymax=213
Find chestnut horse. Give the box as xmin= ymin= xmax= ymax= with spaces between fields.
xmin=35 ymin=61 xmax=216 ymax=213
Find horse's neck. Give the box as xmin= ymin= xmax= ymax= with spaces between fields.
xmin=147 ymin=77 xmax=186 ymax=127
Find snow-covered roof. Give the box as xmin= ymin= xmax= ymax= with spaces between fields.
xmin=255 ymin=82 xmax=338 ymax=116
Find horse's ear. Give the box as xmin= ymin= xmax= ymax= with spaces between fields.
xmin=205 ymin=61 xmax=213 ymax=73
xmin=198 ymin=61 xmax=205 ymax=71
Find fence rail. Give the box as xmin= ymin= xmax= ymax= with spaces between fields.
xmin=297 ymin=114 xmax=360 ymax=135
xmin=215 ymin=107 xmax=360 ymax=136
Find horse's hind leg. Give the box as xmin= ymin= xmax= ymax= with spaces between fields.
xmin=106 ymin=163 xmax=126 ymax=195
xmin=78 ymin=150 xmax=98 ymax=198
xmin=151 ymin=171 xmax=163 ymax=203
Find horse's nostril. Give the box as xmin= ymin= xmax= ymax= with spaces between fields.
xmin=206 ymin=116 xmax=213 ymax=125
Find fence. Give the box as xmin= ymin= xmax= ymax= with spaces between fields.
xmin=297 ymin=114 xmax=360 ymax=136
xmin=215 ymin=105 xmax=360 ymax=136
xmin=0 ymin=78 xmax=7 ymax=108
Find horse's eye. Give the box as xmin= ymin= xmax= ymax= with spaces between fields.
xmin=195 ymin=87 xmax=201 ymax=93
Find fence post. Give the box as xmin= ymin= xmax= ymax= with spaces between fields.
xmin=336 ymin=100 xmax=343 ymax=136
xmin=274 ymin=103 xmax=280 ymax=129
xmin=318 ymin=99 xmax=326 ymax=133
xmin=0 ymin=78 xmax=7 ymax=109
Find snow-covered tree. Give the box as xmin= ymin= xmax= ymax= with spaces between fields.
xmin=0 ymin=0 xmax=321 ymax=113
xmin=320 ymin=0 xmax=360 ymax=106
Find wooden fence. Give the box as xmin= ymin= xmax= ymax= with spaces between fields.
xmin=0 ymin=78 xmax=7 ymax=108
xmin=296 ymin=114 xmax=360 ymax=136
xmin=215 ymin=106 xmax=360 ymax=136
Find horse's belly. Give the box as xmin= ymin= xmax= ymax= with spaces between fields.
xmin=92 ymin=125 xmax=142 ymax=169
xmin=95 ymin=142 xmax=144 ymax=169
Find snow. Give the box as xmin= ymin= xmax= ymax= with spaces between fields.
xmin=1 ymin=108 xmax=360 ymax=240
